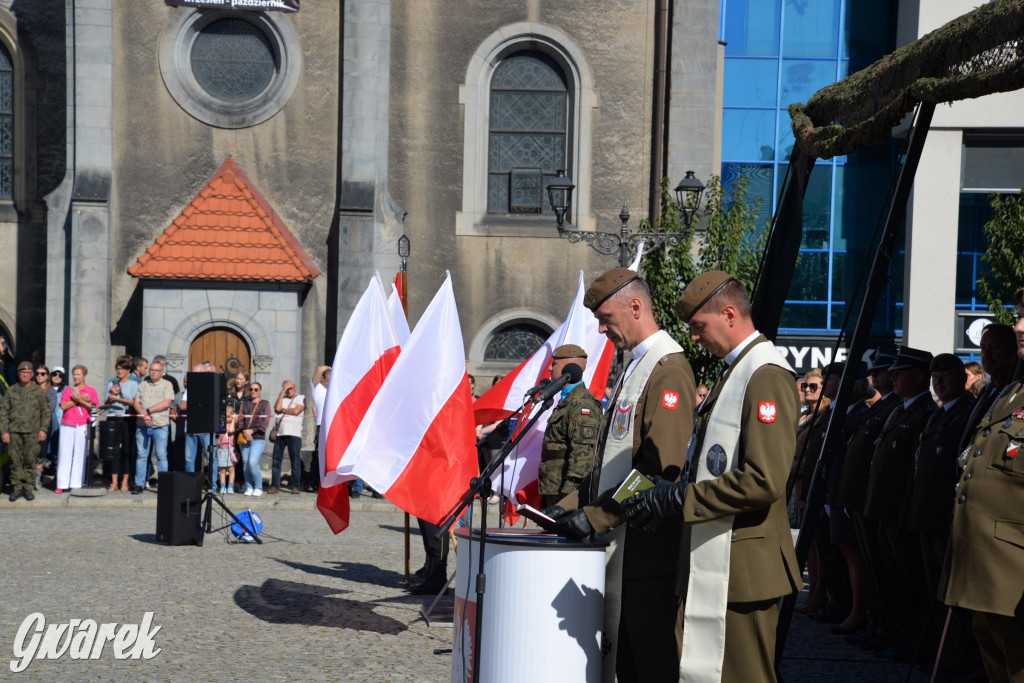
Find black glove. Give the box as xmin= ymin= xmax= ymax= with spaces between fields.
xmin=540 ymin=505 xmax=568 ymax=521
xmin=619 ymin=476 xmax=687 ymax=531
xmin=549 ymin=508 xmax=593 ymax=540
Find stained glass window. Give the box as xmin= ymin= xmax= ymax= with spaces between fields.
xmin=484 ymin=324 xmax=548 ymax=362
xmin=0 ymin=43 xmax=12 ymax=200
xmin=487 ymin=52 xmax=569 ymax=215
xmin=191 ymin=19 xmax=277 ymax=103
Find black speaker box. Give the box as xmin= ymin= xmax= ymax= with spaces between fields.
xmin=155 ymin=472 xmax=204 ymax=546
xmin=187 ymin=372 xmax=226 ymax=435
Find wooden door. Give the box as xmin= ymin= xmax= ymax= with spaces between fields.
xmin=188 ymin=327 xmax=250 ymax=383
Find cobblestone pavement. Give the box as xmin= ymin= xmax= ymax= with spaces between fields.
xmin=1 ymin=489 xmax=932 ymax=681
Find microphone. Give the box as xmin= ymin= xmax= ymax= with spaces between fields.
xmin=533 ymin=363 xmax=584 ymax=404
xmin=523 ymin=378 xmax=551 ymax=399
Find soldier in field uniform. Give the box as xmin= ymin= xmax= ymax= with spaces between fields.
xmin=1 ymin=361 xmax=51 ymax=502
xmin=942 ymin=288 xmax=1024 ymax=682
xmin=538 ymin=344 xmax=603 ymax=508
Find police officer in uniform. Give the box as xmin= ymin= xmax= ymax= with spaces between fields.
xmin=941 ymin=287 xmax=1024 ymax=682
xmin=538 ymin=344 xmax=603 ymax=508
xmin=862 ymin=345 xmax=937 ymax=660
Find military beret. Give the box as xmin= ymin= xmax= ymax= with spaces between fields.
xmin=930 ymin=353 xmax=965 ymax=373
xmin=867 ymin=343 xmax=899 ymax=372
xmin=552 ymin=344 xmax=587 ymax=360
xmin=17 ymin=361 xmax=33 ymax=372
xmin=1015 ymin=287 xmax=1024 ymax=307
xmin=674 ymin=271 xmax=738 ymax=323
xmin=584 ymin=268 xmax=640 ymax=311
xmin=888 ymin=345 xmax=933 ymax=372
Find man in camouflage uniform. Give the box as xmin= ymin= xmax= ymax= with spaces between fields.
xmin=538 ymin=344 xmax=603 ymax=507
xmin=1 ymin=361 xmax=51 ymax=501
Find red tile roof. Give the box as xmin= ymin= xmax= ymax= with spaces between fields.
xmin=128 ymin=158 xmax=321 ymax=283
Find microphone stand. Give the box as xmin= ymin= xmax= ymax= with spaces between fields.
xmin=435 ymin=389 xmax=556 ymax=683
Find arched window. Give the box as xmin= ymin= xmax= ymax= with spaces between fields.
xmin=487 ymin=51 xmax=568 ymax=216
xmin=457 ymin=23 xmax=598 ymax=236
xmin=0 ymin=42 xmax=13 ymax=200
xmin=484 ymin=323 xmax=547 ymax=362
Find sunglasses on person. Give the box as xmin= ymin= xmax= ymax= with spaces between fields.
xmin=36 ymin=371 xmax=49 ymax=376
xmin=800 ymin=382 xmax=820 ymax=391
xmin=51 ymin=371 xmax=64 ymax=377
xmin=249 ymin=386 xmax=261 ymax=392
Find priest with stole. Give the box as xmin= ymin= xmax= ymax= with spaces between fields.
xmin=544 ymin=267 xmax=696 ymax=682
xmin=621 ymin=271 xmax=802 ymax=682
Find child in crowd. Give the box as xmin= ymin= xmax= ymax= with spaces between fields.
xmin=217 ymin=406 xmax=238 ymax=494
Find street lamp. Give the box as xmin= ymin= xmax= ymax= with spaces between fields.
xmin=547 ymin=169 xmax=575 ymax=230
xmin=546 ymin=170 xmax=705 ymax=267
xmin=673 ymin=170 xmax=706 ymax=229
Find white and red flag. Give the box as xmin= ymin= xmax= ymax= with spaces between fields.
xmin=334 ymin=272 xmax=478 ymax=525
xmin=316 ymin=273 xmax=401 ymax=533
xmin=478 ymin=244 xmax=643 ymax=513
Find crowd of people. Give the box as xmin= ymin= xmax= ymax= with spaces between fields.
xmin=0 ymin=354 xmax=332 ymax=502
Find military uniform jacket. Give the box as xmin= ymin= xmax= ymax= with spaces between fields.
xmin=942 ymin=381 xmax=1024 ymax=616
xmin=559 ymin=352 xmax=695 ymax=578
xmin=0 ymin=382 xmax=50 ymax=435
xmin=863 ymin=393 xmax=937 ymax=525
xmin=906 ymin=393 xmax=974 ymax=535
xmin=538 ymin=383 xmax=603 ymax=497
xmin=678 ymin=336 xmax=803 ymax=603
xmin=832 ymin=393 xmax=901 ymax=513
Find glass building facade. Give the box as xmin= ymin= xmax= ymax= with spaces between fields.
xmin=720 ymin=0 xmax=903 ymax=337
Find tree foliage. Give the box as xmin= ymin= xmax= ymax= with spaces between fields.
xmin=639 ymin=175 xmax=769 ymax=384
xmin=977 ymin=190 xmax=1024 ymax=325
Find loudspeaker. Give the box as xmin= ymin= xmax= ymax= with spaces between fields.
xmin=187 ymin=372 xmax=226 ymax=435
xmin=155 ymin=472 xmax=204 ymax=546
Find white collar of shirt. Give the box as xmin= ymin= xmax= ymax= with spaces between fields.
xmin=903 ymin=390 xmax=931 ymax=408
xmin=942 ymin=393 xmax=965 ymax=411
xmin=724 ymin=331 xmax=761 ymax=366
xmin=622 ymin=332 xmax=661 ymax=383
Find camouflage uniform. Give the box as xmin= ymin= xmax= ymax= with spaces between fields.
xmin=1 ymin=382 xmax=51 ymax=491
xmin=538 ymin=382 xmax=602 ymax=506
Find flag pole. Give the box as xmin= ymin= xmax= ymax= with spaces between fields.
xmin=398 ymin=235 xmax=411 ymax=583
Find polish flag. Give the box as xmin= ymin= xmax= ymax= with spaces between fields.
xmin=334 ymin=272 xmax=478 ymax=525
xmin=480 ymin=244 xmax=643 ymax=512
xmin=316 ymin=273 xmax=402 ymax=533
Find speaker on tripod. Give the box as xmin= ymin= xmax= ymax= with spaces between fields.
xmin=187 ymin=372 xmax=227 ymax=435
xmin=155 ymin=471 xmax=204 ymax=545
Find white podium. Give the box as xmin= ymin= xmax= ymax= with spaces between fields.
xmin=451 ymin=528 xmax=607 ymax=683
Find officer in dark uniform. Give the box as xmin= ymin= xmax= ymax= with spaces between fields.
xmin=832 ymin=345 xmax=900 ymax=646
xmin=942 ymin=288 xmax=1024 ymax=682
xmin=906 ymin=354 xmax=973 ymax=605
xmin=538 ymin=344 xmax=603 ymax=508
xmin=863 ymin=345 xmax=937 ymax=660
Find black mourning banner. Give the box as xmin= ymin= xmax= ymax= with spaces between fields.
xmin=165 ymin=0 xmax=299 ymax=11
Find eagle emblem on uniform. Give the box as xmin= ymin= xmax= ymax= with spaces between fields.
xmin=758 ymin=401 xmax=777 ymax=423
xmin=662 ymin=391 xmax=679 ymax=410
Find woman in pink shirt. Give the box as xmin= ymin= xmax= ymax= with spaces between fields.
xmin=56 ymin=365 xmax=99 ymax=492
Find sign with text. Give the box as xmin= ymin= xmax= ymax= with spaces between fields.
xmin=773 ymin=336 xmax=899 ymax=375
xmin=165 ymin=0 xmax=299 ymax=11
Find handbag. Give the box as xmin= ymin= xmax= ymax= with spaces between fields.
xmin=268 ymin=416 xmax=281 ymax=443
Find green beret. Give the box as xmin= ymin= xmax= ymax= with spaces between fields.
xmin=584 ymin=268 xmax=640 ymax=311
xmin=552 ymin=344 xmax=587 ymax=360
xmin=674 ymin=271 xmax=737 ymax=322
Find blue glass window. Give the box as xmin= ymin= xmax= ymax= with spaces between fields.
xmin=487 ymin=52 xmax=568 ymax=215
xmin=722 ymin=109 xmax=776 ymax=162
xmin=723 ymin=0 xmax=782 ymax=56
xmin=723 ymin=58 xmax=778 ymax=107
xmin=782 ymin=0 xmax=841 ymax=58
xmin=780 ymin=59 xmax=838 ymax=106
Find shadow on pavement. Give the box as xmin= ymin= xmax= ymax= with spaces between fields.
xmin=234 ymin=577 xmax=409 ymax=634
xmin=271 ymin=557 xmax=407 ymax=588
